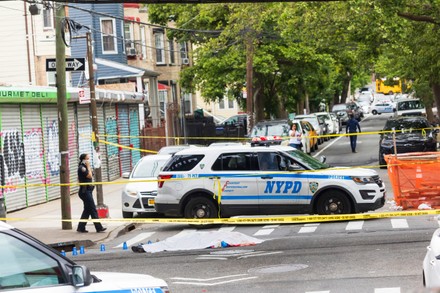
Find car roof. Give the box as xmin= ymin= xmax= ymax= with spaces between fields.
xmin=173 ymin=145 xmax=294 ymax=156
xmin=295 ymin=114 xmax=316 ymax=119
xmin=253 ymin=119 xmax=289 ymax=125
xmin=387 ymin=115 xmax=428 ymax=122
xmin=139 ymin=154 xmax=172 ymax=161
xmin=0 ymin=221 xmax=13 ymax=231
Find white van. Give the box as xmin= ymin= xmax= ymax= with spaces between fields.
xmin=395 ymin=98 xmax=425 ymax=116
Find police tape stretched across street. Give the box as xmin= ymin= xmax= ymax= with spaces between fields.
xmin=153 ymin=145 xmax=386 ymax=219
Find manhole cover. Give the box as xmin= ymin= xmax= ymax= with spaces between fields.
xmin=210 ymin=249 xmax=255 ymax=256
xmin=248 ymin=264 xmax=308 ymax=274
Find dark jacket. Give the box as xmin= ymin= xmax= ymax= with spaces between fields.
xmin=346 ymin=117 xmax=361 ymax=134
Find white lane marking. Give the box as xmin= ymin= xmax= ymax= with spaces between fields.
xmin=262 ymin=224 xmax=279 ymax=228
xmin=391 ymin=219 xmax=409 ymax=229
xmin=176 ymin=229 xmax=197 ymax=236
xmin=313 ymin=134 xmax=343 ymax=157
xmin=219 ymin=226 xmax=236 ymax=232
xmin=306 ymin=291 xmax=330 ymax=293
xmin=237 ymin=251 xmax=283 ymax=259
xmin=253 ymin=228 xmax=274 ymax=236
xmin=346 ymin=221 xmax=364 ymax=230
xmin=374 ymin=288 xmax=400 ymax=293
xmin=172 ymin=276 xmax=258 ymax=286
xmin=196 ymin=257 xmax=228 ymax=260
xmin=298 ymin=224 xmax=319 ymax=233
xmin=114 ymin=232 xmax=155 ymax=248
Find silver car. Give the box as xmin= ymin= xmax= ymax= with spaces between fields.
xmin=121 ymin=154 xmax=171 ymax=218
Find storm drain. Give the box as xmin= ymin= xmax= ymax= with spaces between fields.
xmin=248 ymin=264 xmax=309 ymax=274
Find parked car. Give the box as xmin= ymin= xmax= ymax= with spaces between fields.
xmin=332 ymin=103 xmax=350 ymax=125
xmin=215 ymin=113 xmax=248 ymax=137
xmin=155 ymin=145 xmax=386 ymax=218
xmin=329 ymin=112 xmax=342 ymax=133
xmin=249 ymin=119 xmax=289 ymax=145
xmin=358 ymin=101 xmax=371 ymax=114
xmin=315 ymin=112 xmax=339 ymax=136
xmin=295 ymin=114 xmax=325 ymax=144
xmin=378 ymin=116 xmax=437 ymax=167
xmin=423 ymin=228 xmax=440 ymax=288
xmin=346 ymin=101 xmax=364 ymax=121
xmin=371 ymin=101 xmax=395 ymax=115
xmin=394 ymin=98 xmax=426 ymax=117
xmin=0 ymin=221 xmax=170 ymax=292
xmin=121 ymin=154 xmax=172 ymax=218
xmin=158 ymin=145 xmax=198 ymax=155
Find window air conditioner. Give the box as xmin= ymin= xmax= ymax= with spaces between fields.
xmin=182 ymin=58 xmax=190 ymax=65
xmin=127 ymin=48 xmax=137 ymax=56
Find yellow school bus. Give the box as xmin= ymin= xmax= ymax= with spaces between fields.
xmin=375 ymin=77 xmax=402 ymax=95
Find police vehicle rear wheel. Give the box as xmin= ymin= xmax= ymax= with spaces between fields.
xmin=316 ymin=190 xmax=351 ymax=214
xmin=184 ymin=196 xmax=218 ymax=219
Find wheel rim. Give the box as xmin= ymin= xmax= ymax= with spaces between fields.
xmin=192 ymin=204 xmax=208 ymax=218
xmin=323 ymin=197 xmax=345 ymax=214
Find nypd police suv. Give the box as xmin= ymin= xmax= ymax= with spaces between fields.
xmin=0 ymin=221 xmax=170 ymax=292
xmin=155 ymin=146 xmax=386 ymax=218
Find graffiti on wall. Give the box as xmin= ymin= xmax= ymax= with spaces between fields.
xmin=1 ymin=129 xmax=26 ymax=194
xmin=23 ymin=128 xmax=44 ymax=179
xmin=105 ymin=117 xmax=118 ymax=157
xmin=68 ymin=122 xmax=77 ymax=159
xmin=46 ymin=119 xmax=59 ymax=176
xmin=78 ymin=125 xmax=93 ymax=163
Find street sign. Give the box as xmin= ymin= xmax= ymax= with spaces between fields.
xmin=46 ymin=58 xmax=85 ymax=72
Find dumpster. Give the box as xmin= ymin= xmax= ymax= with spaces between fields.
xmin=386 ymin=152 xmax=440 ymax=209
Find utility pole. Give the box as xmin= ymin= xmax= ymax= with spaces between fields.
xmin=246 ymin=35 xmax=254 ymax=135
xmin=55 ymin=3 xmax=72 ymax=230
xmin=86 ymin=31 xmax=106 ymax=210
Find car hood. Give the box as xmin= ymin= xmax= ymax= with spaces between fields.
xmin=85 ymin=271 xmax=168 ymax=291
xmin=429 ymin=229 xmax=440 ymax=256
xmin=126 ymin=178 xmax=158 ymax=192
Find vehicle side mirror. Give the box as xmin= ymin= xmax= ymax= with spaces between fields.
xmin=319 ymin=156 xmax=326 ymax=163
xmin=72 ymin=265 xmax=93 ymax=287
xmin=122 ymin=172 xmax=130 ymax=179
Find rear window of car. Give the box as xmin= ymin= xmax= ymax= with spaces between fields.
xmin=251 ymin=122 xmax=290 ymax=137
xmin=384 ymin=118 xmax=430 ymax=131
xmin=162 ymin=155 xmax=204 ymax=172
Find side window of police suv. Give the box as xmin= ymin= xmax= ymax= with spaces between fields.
xmin=162 ymin=155 xmax=205 ymax=172
xmin=212 ymin=152 xmax=257 ymax=171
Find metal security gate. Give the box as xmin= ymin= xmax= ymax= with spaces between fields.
xmin=68 ymin=103 xmax=79 ymax=194
xmin=41 ymin=104 xmax=61 ymax=201
xmin=129 ymin=105 xmax=141 ymax=165
xmin=117 ymin=104 xmax=131 ymax=174
xmin=21 ymin=104 xmax=46 ymax=206
xmin=77 ymin=104 xmax=94 ymax=166
xmin=0 ymin=104 xmax=26 ymax=211
xmin=97 ymin=104 xmax=108 ymax=181
xmin=104 ymin=103 xmax=119 ymax=180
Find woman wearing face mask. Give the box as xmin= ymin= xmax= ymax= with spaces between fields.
xmin=76 ymin=153 xmax=106 ymax=233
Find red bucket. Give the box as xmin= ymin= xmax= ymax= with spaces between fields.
xmin=97 ymin=206 xmax=109 ymax=218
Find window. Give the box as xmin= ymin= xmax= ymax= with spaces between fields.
xmin=159 ymin=90 xmax=166 ymax=117
xmin=219 ymin=98 xmax=225 ymax=109
xmin=47 ymin=72 xmax=56 ymax=87
xmin=100 ymin=18 xmax=117 ymax=53
xmin=212 ymin=153 xmax=256 ymax=171
xmin=140 ymin=26 xmax=147 ymax=59
xmin=42 ymin=5 xmax=53 ymax=29
xmin=183 ymin=92 xmax=192 ymax=114
xmin=218 ymin=97 xmax=234 ymax=110
xmin=124 ymin=22 xmax=135 ymax=54
xmin=162 ymin=155 xmax=204 ymax=172
xmin=169 ymin=40 xmax=175 ymax=64
xmin=180 ymin=42 xmax=188 ymax=59
xmin=0 ymin=233 xmax=66 ymax=288
xmin=155 ymin=32 xmax=165 ymax=64
xmin=228 ymin=99 xmax=234 ymax=109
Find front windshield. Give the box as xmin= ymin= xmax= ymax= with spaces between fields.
xmin=397 ymin=100 xmax=424 ymax=111
xmin=332 ymin=104 xmax=346 ymax=111
xmin=284 ymin=149 xmax=329 ymax=170
xmin=251 ymin=123 xmax=290 ymax=137
xmin=131 ymin=157 xmax=169 ymax=178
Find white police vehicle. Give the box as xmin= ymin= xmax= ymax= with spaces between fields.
xmin=155 ymin=146 xmax=386 ymax=218
xmin=0 ymin=221 xmax=170 ymax=292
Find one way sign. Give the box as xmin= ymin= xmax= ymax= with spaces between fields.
xmin=46 ymin=58 xmax=85 ymax=72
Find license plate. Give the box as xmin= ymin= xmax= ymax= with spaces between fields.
xmin=148 ymin=199 xmax=155 ymax=206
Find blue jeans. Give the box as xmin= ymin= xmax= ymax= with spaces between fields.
xmin=289 ymin=143 xmax=301 ymax=150
xmin=350 ymin=135 xmax=357 ymax=152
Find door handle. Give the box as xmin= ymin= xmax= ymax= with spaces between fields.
xmin=261 ymin=176 xmax=273 ymax=179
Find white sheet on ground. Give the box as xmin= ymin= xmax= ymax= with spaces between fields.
xmin=140 ymin=231 xmax=264 ymax=253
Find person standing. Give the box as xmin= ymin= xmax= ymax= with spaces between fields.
xmin=289 ymin=123 xmax=302 ymax=150
xmin=346 ymin=113 xmax=361 ymax=153
xmin=77 ymin=153 xmax=106 ymax=233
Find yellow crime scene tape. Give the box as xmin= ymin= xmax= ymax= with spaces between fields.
xmin=2 ymin=209 xmax=440 ymax=225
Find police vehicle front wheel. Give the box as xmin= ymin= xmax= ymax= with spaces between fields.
xmin=316 ymin=190 xmax=351 ymax=214
xmin=184 ymin=196 xmax=218 ymax=219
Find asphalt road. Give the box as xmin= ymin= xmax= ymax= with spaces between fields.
xmin=72 ymin=112 xmax=436 ymax=293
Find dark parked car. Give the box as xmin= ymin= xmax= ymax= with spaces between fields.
xmin=378 ymin=116 xmax=438 ymax=168
xmin=215 ymin=114 xmax=248 ymax=137
xmin=331 ymin=104 xmax=350 ymax=125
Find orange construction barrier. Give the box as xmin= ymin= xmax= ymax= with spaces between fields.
xmin=386 ymin=152 xmax=440 ymax=210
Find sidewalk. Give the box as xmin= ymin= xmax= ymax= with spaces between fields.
xmin=6 ymin=178 xmax=130 ymax=251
